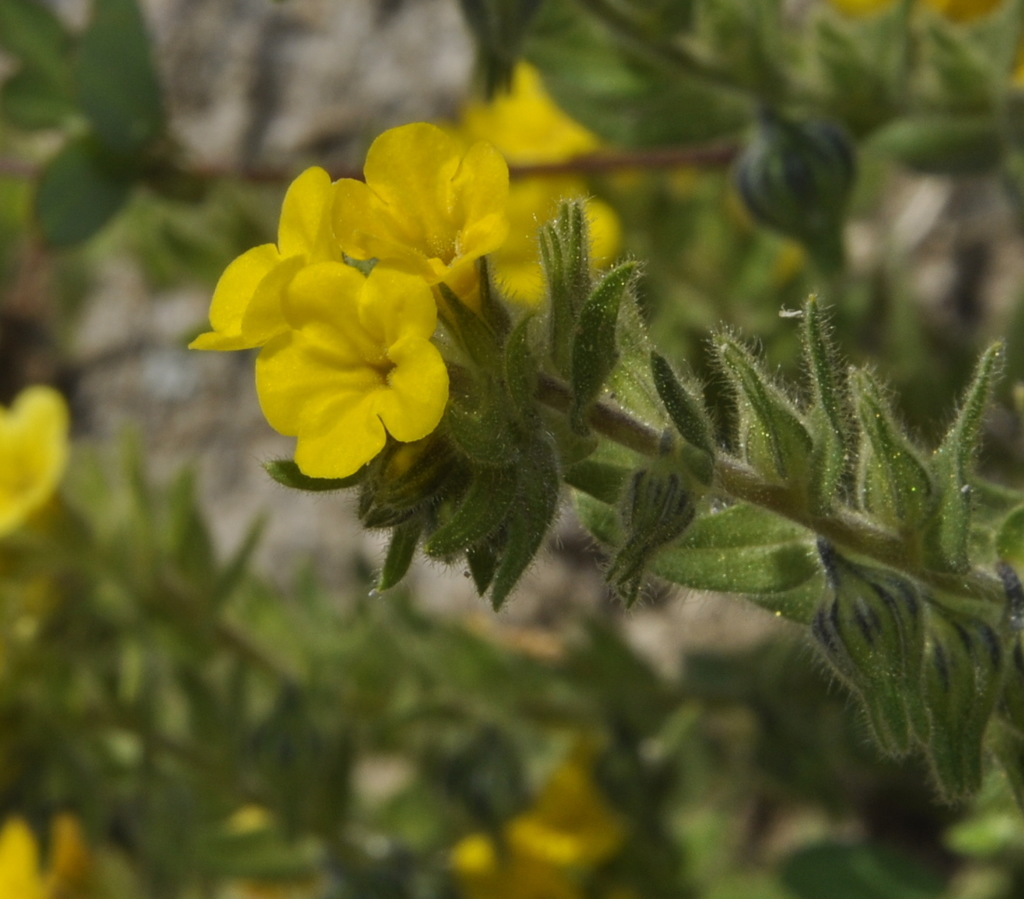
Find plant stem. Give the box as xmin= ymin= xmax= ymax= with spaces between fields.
xmin=536 ymin=373 xmax=1005 ymax=609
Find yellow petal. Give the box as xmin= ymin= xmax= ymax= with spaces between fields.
xmin=46 ymin=814 xmax=92 ymax=893
xmin=0 ymin=818 xmax=45 ymax=899
xmin=458 ymin=62 xmax=601 ymax=165
xmin=0 ymin=386 xmax=69 ymax=538
xmin=292 ymin=396 xmax=389 ymax=479
xmin=277 ymin=166 xmax=337 ymax=260
xmin=190 ymin=244 xmax=281 ymax=350
xmin=376 ymin=336 xmax=449 ymax=442
xmin=360 ymin=268 xmax=438 ymax=344
xmin=827 ymin=0 xmax=896 ymax=15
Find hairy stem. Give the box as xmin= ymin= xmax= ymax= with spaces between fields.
xmin=537 ymin=372 xmax=1004 ymax=609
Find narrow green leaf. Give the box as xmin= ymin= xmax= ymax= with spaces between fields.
xmin=569 ymin=262 xmax=636 ymax=434
xmin=651 ymin=351 xmax=716 ymax=459
xmin=868 ymin=115 xmax=1002 ymax=175
xmin=925 ymin=342 xmax=1003 ymax=573
xmin=802 ymin=297 xmax=852 ymax=512
xmin=378 ymin=518 xmax=423 ymax=591
xmin=34 ymin=138 xmax=134 ymax=246
xmin=717 ymin=336 xmax=813 ymax=484
xmin=852 ymin=369 xmax=934 ymax=533
xmin=76 ymin=0 xmax=164 ymax=154
xmin=490 ymin=436 xmax=561 ymax=609
xmin=503 ymin=313 xmax=538 ymax=420
xmin=263 ymin=459 xmax=363 ymax=492
xmin=425 ymin=465 xmax=518 ymax=558
xmin=542 ymin=199 xmax=591 ymax=377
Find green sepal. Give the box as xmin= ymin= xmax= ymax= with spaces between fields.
xmin=263 ymin=459 xmax=364 ymax=492
xmin=569 ymin=262 xmax=637 ymax=435
xmin=921 ymin=609 xmax=1005 ymax=799
xmin=476 ymin=256 xmax=512 ymax=339
xmin=802 ymin=297 xmax=852 ymax=514
xmin=651 ymin=352 xmax=716 ymax=480
xmin=467 ymin=541 xmax=500 ymax=596
xmin=437 ymin=283 xmax=503 ymax=370
xmin=541 ymin=199 xmax=591 ymax=378
xmin=425 ymin=465 xmax=518 ymax=559
xmin=851 ymin=369 xmax=934 ymax=534
xmin=923 ymin=342 xmax=1003 ymax=573
xmin=503 ymin=313 xmax=538 ymax=421
xmin=717 ymin=336 xmax=813 ymax=484
xmin=996 ymin=506 xmax=1024 ymax=571
xmin=359 ymin=439 xmax=462 ymax=530
xmin=489 ymin=435 xmax=561 ymax=610
xmin=378 ymin=518 xmax=424 ymax=592
xmin=811 ymin=542 xmax=929 ymax=757
xmin=607 ymin=462 xmax=695 ymax=607
xmin=990 ymin=721 xmax=1024 ymax=813
xmin=564 ymin=459 xmax=631 ymax=506
xmin=444 ymin=375 xmax=517 ymax=467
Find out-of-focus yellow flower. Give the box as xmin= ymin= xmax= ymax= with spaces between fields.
xmin=452 ymin=743 xmax=625 ymax=899
xmin=46 ymin=814 xmax=93 ymax=896
xmin=0 ymin=386 xmax=69 ymax=538
xmin=826 ymin=0 xmax=896 ymax=16
xmin=828 ymin=0 xmax=1004 ymax=19
xmin=0 ymin=815 xmax=92 ymax=899
xmin=508 ymin=745 xmax=624 ymax=869
xmin=452 ymin=833 xmax=583 ymax=899
xmin=453 ymin=63 xmax=623 ymax=306
xmin=191 ymin=167 xmax=339 ymax=351
xmin=333 ymin=123 xmax=509 ymax=306
xmin=921 ymin=0 xmax=1003 ymax=21
xmin=459 ymin=63 xmax=600 ymax=164
xmin=255 ymin=262 xmax=449 ymax=479
xmin=0 ymin=817 xmax=45 ymax=899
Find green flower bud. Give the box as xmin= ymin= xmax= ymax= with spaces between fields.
xmin=921 ymin=609 xmax=1004 ymax=799
xmin=358 ymin=437 xmax=464 ymax=530
xmin=734 ymin=108 xmax=855 ymax=270
xmin=811 ymin=540 xmax=928 ymax=756
xmin=607 ymin=455 xmax=696 ymax=606
xmin=997 ymin=562 xmax=1024 ymax=734
xmin=541 ymin=199 xmax=592 ymax=378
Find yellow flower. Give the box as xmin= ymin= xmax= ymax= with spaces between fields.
xmin=255 ymin=262 xmax=449 ymax=479
xmin=0 ymin=386 xmax=69 ymax=538
xmin=332 ymin=123 xmax=509 ymax=306
xmin=507 ymin=747 xmax=624 ymax=869
xmin=458 ymin=63 xmax=600 ymax=164
xmin=453 ymin=63 xmax=622 ymax=305
xmin=191 ymin=167 xmax=339 ymax=351
xmin=827 ymin=0 xmax=897 ymax=14
xmin=0 ymin=817 xmax=45 ymax=899
xmin=828 ymin=0 xmax=1004 ymax=18
xmin=452 ymin=833 xmax=583 ymax=899
xmin=452 ymin=743 xmax=625 ymax=899
xmin=921 ymin=0 xmax=1003 ymax=20
xmin=0 ymin=814 xmax=92 ymax=899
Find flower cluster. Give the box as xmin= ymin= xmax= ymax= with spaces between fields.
xmin=451 ymin=744 xmax=630 ymax=899
xmin=0 ymin=386 xmax=69 ymax=539
xmin=191 ymin=123 xmax=510 ymax=478
xmin=452 ymin=63 xmax=622 ymax=304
